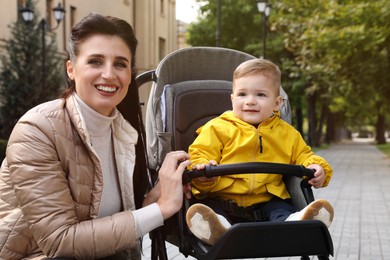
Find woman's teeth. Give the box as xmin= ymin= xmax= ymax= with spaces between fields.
xmin=96 ymin=86 xmax=117 ymax=93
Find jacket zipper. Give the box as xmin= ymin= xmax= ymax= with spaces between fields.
xmin=259 ymin=135 xmax=263 ymax=153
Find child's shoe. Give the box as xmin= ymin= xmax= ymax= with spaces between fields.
xmin=285 ymin=199 xmax=334 ymax=227
xmin=186 ymin=203 xmax=231 ymax=245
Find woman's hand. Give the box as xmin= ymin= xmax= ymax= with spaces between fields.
xmin=156 ymin=151 xmax=191 ymax=220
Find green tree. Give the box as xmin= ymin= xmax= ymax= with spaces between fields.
xmin=274 ymin=0 xmax=390 ymax=144
xmin=188 ymin=0 xmax=265 ymax=57
xmin=0 ymin=1 xmax=64 ymax=138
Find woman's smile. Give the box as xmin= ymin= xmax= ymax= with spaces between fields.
xmin=96 ymin=84 xmax=119 ymax=94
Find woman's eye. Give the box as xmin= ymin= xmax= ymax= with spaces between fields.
xmin=115 ymin=62 xmax=127 ymax=68
xmin=88 ymin=59 xmax=101 ymax=65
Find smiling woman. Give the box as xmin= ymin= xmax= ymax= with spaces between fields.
xmin=0 ymin=13 xmax=192 ymax=260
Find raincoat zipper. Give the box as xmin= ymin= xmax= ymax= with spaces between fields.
xmin=259 ymin=135 xmax=263 ymax=153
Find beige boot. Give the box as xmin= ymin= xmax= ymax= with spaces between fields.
xmin=186 ymin=203 xmax=231 ymax=245
xmin=286 ymin=199 xmax=334 ymax=227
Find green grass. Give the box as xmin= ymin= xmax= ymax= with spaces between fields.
xmin=377 ymin=143 xmax=390 ymax=158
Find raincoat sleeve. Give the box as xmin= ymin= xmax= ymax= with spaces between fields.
xmin=292 ymin=131 xmax=333 ymax=187
xmin=188 ymin=122 xmax=225 ymax=195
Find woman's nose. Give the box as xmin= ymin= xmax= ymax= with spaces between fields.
xmin=102 ymin=66 xmax=116 ymax=80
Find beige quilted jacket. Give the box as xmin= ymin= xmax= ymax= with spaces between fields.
xmin=0 ymin=94 xmax=141 ymax=259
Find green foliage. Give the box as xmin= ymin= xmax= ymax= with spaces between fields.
xmin=277 ymin=2 xmax=390 ymax=102
xmin=188 ymin=0 xmax=263 ymax=57
xmin=0 ymin=0 xmax=65 ymax=138
xmin=272 ymin=0 xmax=390 ymax=142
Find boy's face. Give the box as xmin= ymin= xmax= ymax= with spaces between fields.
xmin=231 ymin=73 xmax=282 ymax=125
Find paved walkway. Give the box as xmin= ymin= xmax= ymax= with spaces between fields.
xmin=141 ymin=140 xmax=390 ymax=259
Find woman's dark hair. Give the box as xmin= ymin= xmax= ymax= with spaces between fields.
xmin=62 ymin=13 xmax=149 ymax=208
xmin=62 ymin=13 xmax=138 ymax=98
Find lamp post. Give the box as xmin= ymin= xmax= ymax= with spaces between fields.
xmin=256 ymin=0 xmax=271 ymax=58
xmin=20 ymin=3 xmax=65 ymax=90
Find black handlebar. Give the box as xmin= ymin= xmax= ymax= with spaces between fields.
xmin=182 ymin=162 xmax=315 ymax=184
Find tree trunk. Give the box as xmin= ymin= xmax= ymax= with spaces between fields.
xmin=307 ymin=92 xmax=317 ymax=147
xmin=376 ymin=112 xmax=386 ymax=144
xmin=325 ymin=110 xmax=334 ymax=144
xmin=314 ymin=104 xmax=327 ymax=146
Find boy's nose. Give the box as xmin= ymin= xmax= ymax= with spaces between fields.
xmin=246 ymin=96 xmax=256 ymax=105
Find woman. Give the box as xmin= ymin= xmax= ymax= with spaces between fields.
xmin=0 ymin=13 xmax=190 ymax=259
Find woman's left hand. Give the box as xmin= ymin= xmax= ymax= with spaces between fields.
xmin=156 ymin=151 xmax=191 ymax=219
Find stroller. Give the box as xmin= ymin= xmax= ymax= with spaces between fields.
xmin=136 ymin=47 xmax=333 ymax=260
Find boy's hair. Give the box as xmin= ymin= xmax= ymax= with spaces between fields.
xmin=233 ymin=58 xmax=281 ymax=95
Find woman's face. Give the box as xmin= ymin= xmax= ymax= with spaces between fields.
xmin=66 ymin=34 xmax=132 ymax=116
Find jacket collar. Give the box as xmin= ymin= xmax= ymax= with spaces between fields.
xmin=221 ymin=110 xmax=280 ymax=130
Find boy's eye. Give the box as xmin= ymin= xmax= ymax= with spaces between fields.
xmin=237 ymin=92 xmax=246 ymax=96
xmin=257 ymin=93 xmax=266 ymax=97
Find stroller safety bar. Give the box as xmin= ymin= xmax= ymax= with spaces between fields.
xmin=183 ymin=162 xmax=315 ymax=184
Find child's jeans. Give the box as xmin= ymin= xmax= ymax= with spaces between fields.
xmin=190 ymin=196 xmax=296 ymax=224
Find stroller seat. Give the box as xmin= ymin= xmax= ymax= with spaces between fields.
xmin=136 ymin=47 xmax=333 ymax=260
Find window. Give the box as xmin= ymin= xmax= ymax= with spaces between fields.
xmin=159 ymin=37 xmax=166 ymax=61
xmin=160 ymin=0 xmax=164 ymax=14
xmin=70 ymin=6 xmax=76 ymax=28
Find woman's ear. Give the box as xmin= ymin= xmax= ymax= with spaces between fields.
xmin=66 ymin=60 xmax=75 ymax=80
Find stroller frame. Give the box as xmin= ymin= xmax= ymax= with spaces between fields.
xmin=136 ymin=47 xmax=333 ymax=260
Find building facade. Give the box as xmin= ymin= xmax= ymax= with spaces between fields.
xmin=0 ymin=0 xmax=179 ymax=103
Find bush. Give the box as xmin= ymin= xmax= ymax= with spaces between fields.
xmin=0 ymin=139 xmax=7 ymax=162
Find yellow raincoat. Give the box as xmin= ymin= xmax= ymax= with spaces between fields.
xmin=189 ymin=111 xmax=332 ymax=207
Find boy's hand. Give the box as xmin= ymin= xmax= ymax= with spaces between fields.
xmin=193 ymin=160 xmax=217 ymax=182
xmin=307 ymin=164 xmax=326 ymax=188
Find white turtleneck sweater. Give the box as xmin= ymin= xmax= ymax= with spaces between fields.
xmin=75 ymin=94 xmax=122 ymax=217
xmin=74 ymin=94 xmax=163 ymax=238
